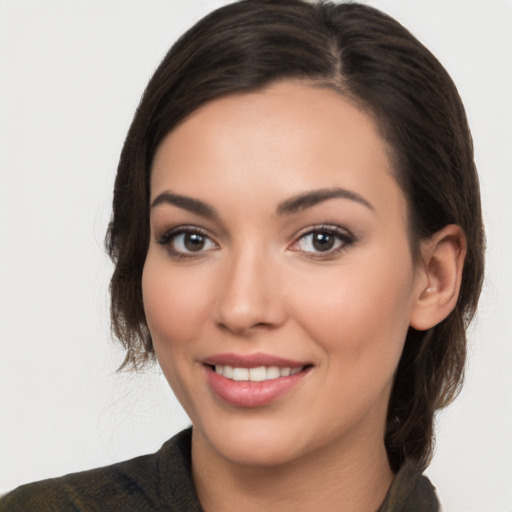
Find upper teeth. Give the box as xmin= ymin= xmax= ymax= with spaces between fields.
xmin=214 ymin=365 xmax=302 ymax=381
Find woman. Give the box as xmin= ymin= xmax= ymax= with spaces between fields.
xmin=1 ymin=1 xmax=484 ymax=511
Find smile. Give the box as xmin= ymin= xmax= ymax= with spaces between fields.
xmin=213 ymin=365 xmax=303 ymax=381
xmin=203 ymin=355 xmax=312 ymax=408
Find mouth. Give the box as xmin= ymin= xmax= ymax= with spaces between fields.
xmin=202 ymin=353 xmax=312 ymax=408
xmin=208 ymin=364 xmax=308 ymax=382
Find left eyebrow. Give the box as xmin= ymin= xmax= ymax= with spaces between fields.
xmin=276 ymin=187 xmax=374 ymax=215
xmin=150 ymin=191 xmax=219 ymax=219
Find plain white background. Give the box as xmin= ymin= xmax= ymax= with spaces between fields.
xmin=1 ymin=1 xmax=511 ymax=510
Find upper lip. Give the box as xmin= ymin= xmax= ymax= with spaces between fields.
xmin=202 ymin=352 xmax=309 ymax=369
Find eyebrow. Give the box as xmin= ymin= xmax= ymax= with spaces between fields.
xmin=151 ymin=192 xmax=219 ymax=219
xmin=150 ymin=187 xmax=374 ymax=218
xmin=276 ymin=187 xmax=374 ymax=215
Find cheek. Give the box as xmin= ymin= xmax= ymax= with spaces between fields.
xmin=141 ymin=256 xmax=212 ymax=353
xmin=289 ymin=250 xmax=416 ymax=368
xmin=141 ymin=255 xmax=216 ymax=414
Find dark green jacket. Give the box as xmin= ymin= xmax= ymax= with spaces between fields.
xmin=0 ymin=429 xmax=439 ymax=511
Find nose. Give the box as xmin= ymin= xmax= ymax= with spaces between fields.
xmin=214 ymin=247 xmax=287 ymax=336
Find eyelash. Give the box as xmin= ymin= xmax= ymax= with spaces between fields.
xmin=157 ymin=226 xmax=218 ymax=260
xmin=156 ymin=224 xmax=355 ymax=260
xmin=290 ymin=225 xmax=355 ymax=259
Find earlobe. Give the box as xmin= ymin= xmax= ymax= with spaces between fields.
xmin=409 ymin=225 xmax=467 ymax=331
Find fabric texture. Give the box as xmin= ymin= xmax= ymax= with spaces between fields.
xmin=0 ymin=428 xmax=439 ymax=511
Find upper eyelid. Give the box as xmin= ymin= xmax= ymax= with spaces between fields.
xmin=292 ymin=224 xmax=354 ymax=240
xmin=157 ymin=225 xmax=216 ymax=244
xmin=157 ymin=224 xmax=212 ymax=235
xmin=152 ymin=216 xmax=225 ymax=239
xmin=157 ymin=227 xmax=219 ymax=260
xmin=155 ymin=223 xmax=355 ymax=247
xmin=287 ymin=224 xmax=355 ymax=252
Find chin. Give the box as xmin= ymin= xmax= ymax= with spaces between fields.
xmin=215 ymin=434 xmax=305 ymax=468
xmin=193 ymin=412 xmax=341 ymax=469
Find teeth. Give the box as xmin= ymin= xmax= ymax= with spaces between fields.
xmin=213 ymin=365 xmax=303 ymax=381
xmin=267 ymin=366 xmax=280 ymax=379
xmin=233 ymin=367 xmax=249 ymax=381
xmin=249 ymin=366 xmax=267 ymax=382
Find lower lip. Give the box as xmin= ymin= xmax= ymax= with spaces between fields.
xmin=205 ymin=366 xmax=310 ymax=408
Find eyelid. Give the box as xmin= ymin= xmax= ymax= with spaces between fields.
xmin=157 ymin=225 xmax=210 ymax=243
xmin=157 ymin=225 xmax=219 ymax=258
xmin=288 ymin=224 xmax=356 ymax=256
xmin=155 ymin=223 xmax=355 ymax=260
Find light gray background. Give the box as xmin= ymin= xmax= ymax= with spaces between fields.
xmin=1 ymin=1 xmax=511 ymax=510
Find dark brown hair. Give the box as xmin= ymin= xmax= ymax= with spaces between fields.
xmin=106 ymin=0 xmax=484 ymax=471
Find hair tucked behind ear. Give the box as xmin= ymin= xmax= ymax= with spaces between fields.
xmin=106 ymin=0 xmax=484 ymax=470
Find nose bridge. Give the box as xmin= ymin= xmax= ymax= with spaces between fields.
xmin=215 ymin=241 xmax=284 ymax=334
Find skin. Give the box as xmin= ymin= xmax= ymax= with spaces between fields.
xmin=142 ymin=81 xmax=464 ymax=511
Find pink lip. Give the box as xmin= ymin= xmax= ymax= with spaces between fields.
xmin=203 ymin=352 xmax=307 ymax=369
xmin=202 ymin=352 xmax=312 ymax=408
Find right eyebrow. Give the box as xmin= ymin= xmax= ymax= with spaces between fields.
xmin=150 ymin=191 xmax=219 ymax=219
xmin=276 ymin=187 xmax=374 ymax=215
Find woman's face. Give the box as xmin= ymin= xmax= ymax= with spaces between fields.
xmin=143 ymin=81 xmax=425 ymax=467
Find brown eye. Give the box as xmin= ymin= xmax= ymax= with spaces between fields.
xmin=312 ymin=231 xmax=336 ymax=252
xmin=158 ymin=227 xmax=218 ymax=257
xmin=292 ymin=226 xmax=354 ymax=256
xmin=184 ymin=233 xmax=206 ymax=251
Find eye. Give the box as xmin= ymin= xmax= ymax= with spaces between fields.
xmin=291 ymin=226 xmax=354 ymax=256
xmin=158 ymin=227 xmax=218 ymax=258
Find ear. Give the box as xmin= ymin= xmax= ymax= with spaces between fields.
xmin=409 ymin=224 xmax=467 ymax=331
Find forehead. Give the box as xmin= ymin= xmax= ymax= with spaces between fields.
xmin=150 ymin=81 xmax=406 ymax=221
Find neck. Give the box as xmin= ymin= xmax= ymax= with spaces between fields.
xmin=191 ymin=424 xmax=394 ymax=512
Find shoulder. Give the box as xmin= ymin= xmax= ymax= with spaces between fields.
xmin=0 ymin=451 xmax=163 ymax=512
xmin=0 ymin=429 xmax=202 ymax=512
xmin=378 ymin=460 xmax=440 ymax=512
